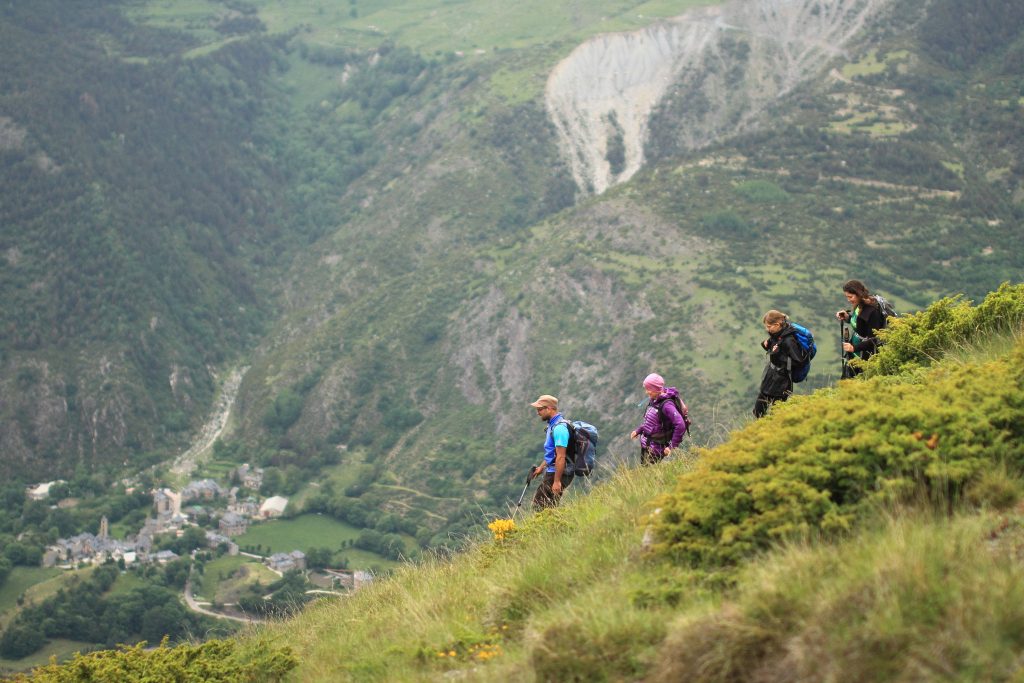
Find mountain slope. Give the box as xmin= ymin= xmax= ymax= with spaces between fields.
xmin=546 ymin=0 xmax=900 ymax=193
xmin=17 ymin=284 xmax=1024 ymax=680
xmin=221 ymin=0 xmax=1024 ymax=548
xmin=1 ymin=0 xmax=1022 ymax=547
xmin=229 ymin=285 xmax=1023 ymax=681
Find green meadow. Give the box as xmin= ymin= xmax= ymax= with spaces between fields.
xmin=0 ymin=639 xmax=95 ymax=676
xmin=131 ymin=0 xmax=718 ymax=53
xmin=0 ymin=568 xmax=62 ymax=630
xmin=194 ymin=554 xmax=280 ymax=604
xmin=234 ymin=514 xmax=401 ymax=569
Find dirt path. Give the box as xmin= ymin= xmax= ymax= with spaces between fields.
xmin=183 ymin=578 xmax=256 ymax=624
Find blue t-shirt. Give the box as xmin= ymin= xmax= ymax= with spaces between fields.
xmin=543 ymin=413 xmax=571 ymax=473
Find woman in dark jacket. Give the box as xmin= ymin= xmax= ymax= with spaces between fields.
xmin=753 ymin=310 xmax=808 ymax=419
xmin=835 ymin=279 xmax=885 ymax=377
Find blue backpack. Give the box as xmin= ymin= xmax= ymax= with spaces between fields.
xmin=558 ymin=419 xmax=598 ymax=476
xmin=789 ymin=323 xmax=817 ymax=383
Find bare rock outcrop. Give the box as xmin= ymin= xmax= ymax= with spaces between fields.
xmin=545 ymin=0 xmax=894 ymax=195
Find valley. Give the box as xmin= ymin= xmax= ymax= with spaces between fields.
xmin=0 ymin=0 xmax=1021 ymax=672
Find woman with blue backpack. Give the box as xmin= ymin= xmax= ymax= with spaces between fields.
xmin=753 ymin=310 xmax=812 ymax=418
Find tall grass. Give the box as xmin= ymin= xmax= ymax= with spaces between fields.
xmin=650 ymin=512 xmax=1024 ymax=682
xmin=249 ymin=456 xmax=701 ymax=680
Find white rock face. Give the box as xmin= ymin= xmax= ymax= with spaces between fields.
xmin=545 ymin=0 xmax=893 ymax=195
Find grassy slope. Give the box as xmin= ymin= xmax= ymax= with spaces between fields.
xmin=194 ymin=554 xmax=281 ymax=605
xmin=14 ymin=296 xmax=1024 ymax=678
xmin=241 ymin=299 xmax=1024 ymax=681
xmin=10 ymin=2 xmax=1024 ymax=675
xmin=0 ymin=569 xmax=62 ymax=630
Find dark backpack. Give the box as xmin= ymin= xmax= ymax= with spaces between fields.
xmin=648 ymin=395 xmax=691 ymax=444
xmin=874 ymin=295 xmax=898 ymax=322
xmin=558 ymin=419 xmax=598 ymax=477
xmin=789 ymin=323 xmax=817 ymax=383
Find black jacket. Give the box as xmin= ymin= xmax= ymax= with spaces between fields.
xmin=847 ymin=301 xmax=885 ymax=360
xmin=759 ymin=325 xmax=808 ymax=397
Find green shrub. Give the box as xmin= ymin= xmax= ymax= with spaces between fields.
xmin=649 ymin=338 xmax=1024 ymax=568
xmin=733 ymin=179 xmax=790 ymax=203
xmin=700 ymin=209 xmax=755 ymax=239
xmin=866 ymin=282 xmax=1024 ymax=378
xmin=12 ymin=637 xmax=296 ymax=682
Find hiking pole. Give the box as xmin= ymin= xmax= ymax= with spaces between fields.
xmin=840 ymin=318 xmax=849 ymax=379
xmin=513 ymin=466 xmax=537 ymax=515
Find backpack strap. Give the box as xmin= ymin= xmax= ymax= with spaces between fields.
xmin=765 ymin=330 xmax=794 ymax=377
xmin=555 ymin=419 xmax=585 ymax=473
xmin=649 ymin=396 xmax=685 ymax=445
xmin=554 ymin=418 xmax=576 ymax=448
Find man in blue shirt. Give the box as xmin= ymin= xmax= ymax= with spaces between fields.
xmin=529 ymin=394 xmax=573 ymax=510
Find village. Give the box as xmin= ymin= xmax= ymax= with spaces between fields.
xmin=26 ymin=463 xmax=372 ymax=613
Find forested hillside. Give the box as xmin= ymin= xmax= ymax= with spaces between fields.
xmin=1 ymin=0 xmax=1022 ymax=554
xmin=0 ymin=2 xmax=286 ymax=475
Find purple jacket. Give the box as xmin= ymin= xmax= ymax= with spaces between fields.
xmin=635 ymin=387 xmax=687 ymax=457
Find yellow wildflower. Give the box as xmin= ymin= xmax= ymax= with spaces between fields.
xmin=487 ymin=518 xmax=516 ymax=541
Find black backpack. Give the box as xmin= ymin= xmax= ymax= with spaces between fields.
xmin=648 ymin=396 xmax=691 ymax=444
xmin=874 ymin=295 xmax=898 ymax=322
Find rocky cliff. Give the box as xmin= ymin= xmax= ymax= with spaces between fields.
xmin=545 ymin=0 xmax=897 ymax=194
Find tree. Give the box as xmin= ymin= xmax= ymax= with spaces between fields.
xmin=2 ymin=543 xmax=23 ymax=566
xmin=0 ymin=623 xmax=45 ymax=659
xmin=179 ymin=525 xmax=207 ymax=553
xmin=260 ymin=468 xmax=283 ymax=496
xmin=162 ymin=559 xmax=191 ymax=590
xmin=262 ymin=389 xmax=303 ymax=434
xmin=305 ymin=547 xmax=332 ymax=569
xmin=140 ymin=602 xmax=188 ymax=644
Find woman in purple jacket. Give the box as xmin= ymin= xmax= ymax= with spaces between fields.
xmin=629 ymin=373 xmax=688 ymax=465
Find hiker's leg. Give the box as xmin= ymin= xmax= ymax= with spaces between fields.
xmin=532 ymin=473 xmax=557 ymax=510
xmin=753 ymin=393 xmax=772 ymax=418
xmin=532 ymin=472 xmax=573 ymax=509
xmin=640 ymin=447 xmax=665 ymax=466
